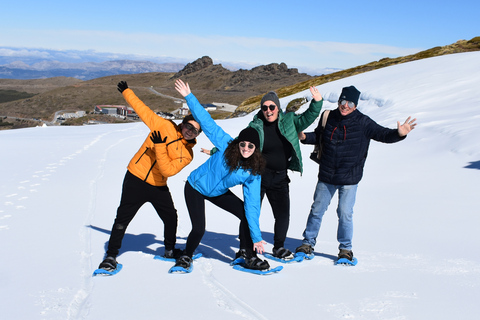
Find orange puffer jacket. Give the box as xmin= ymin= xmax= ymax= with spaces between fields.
xmin=123 ymin=88 xmax=196 ymax=186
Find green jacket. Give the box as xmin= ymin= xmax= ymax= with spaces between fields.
xmin=248 ymin=99 xmax=323 ymax=174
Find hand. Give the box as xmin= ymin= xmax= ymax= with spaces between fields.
xmin=174 ymin=79 xmax=191 ymax=97
xmin=253 ymin=240 xmax=267 ymax=254
xmin=298 ymin=131 xmax=306 ymax=140
xmin=150 ymin=130 xmax=167 ymax=144
xmin=397 ymin=116 xmax=417 ymax=137
xmin=117 ymin=81 xmax=128 ymax=93
xmin=200 ymin=148 xmax=211 ymax=155
xmin=309 ymin=86 xmax=322 ymax=102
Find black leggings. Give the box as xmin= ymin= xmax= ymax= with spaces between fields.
xmin=260 ymin=168 xmax=290 ymax=249
xmin=106 ymin=171 xmax=177 ymax=257
xmin=184 ymin=181 xmax=255 ymax=258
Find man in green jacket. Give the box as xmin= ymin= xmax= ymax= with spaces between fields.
xmin=245 ymin=87 xmax=323 ymax=260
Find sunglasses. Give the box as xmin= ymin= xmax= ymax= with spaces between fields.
xmin=184 ymin=122 xmax=199 ymax=135
xmin=261 ymin=104 xmax=277 ymax=111
xmin=239 ymin=141 xmax=255 ymax=149
xmin=339 ymin=100 xmax=356 ymax=108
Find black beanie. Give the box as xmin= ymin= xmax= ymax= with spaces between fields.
xmin=260 ymin=91 xmax=281 ymax=108
xmin=338 ymin=86 xmax=361 ymax=106
xmin=237 ymin=127 xmax=260 ymax=149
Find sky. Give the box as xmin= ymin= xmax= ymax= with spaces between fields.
xmin=1 ymin=0 xmax=479 ymax=74
xmin=0 ymin=52 xmax=479 ymax=319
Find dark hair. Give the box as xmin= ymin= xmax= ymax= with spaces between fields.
xmin=182 ymin=114 xmax=202 ymax=133
xmin=224 ymin=139 xmax=266 ymax=175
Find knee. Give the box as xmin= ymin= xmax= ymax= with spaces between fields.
xmin=114 ymin=223 xmax=126 ymax=230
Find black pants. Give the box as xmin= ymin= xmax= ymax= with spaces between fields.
xmin=184 ymin=181 xmax=255 ymax=258
xmin=106 ymin=171 xmax=178 ymax=257
xmin=260 ymin=168 xmax=290 ymax=249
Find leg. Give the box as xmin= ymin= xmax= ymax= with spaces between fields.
xmin=208 ymin=190 xmax=255 ymax=257
xmin=263 ymin=170 xmax=290 ymax=249
xmin=336 ymin=184 xmax=357 ymax=251
xmin=301 ymin=181 xmax=336 ymax=247
xmin=184 ymin=181 xmax=206 ymax=257
xmin=149 ymin=185 xmax=178 ymax=251
xmin=106 ymin=171 xmax=147 ymax=258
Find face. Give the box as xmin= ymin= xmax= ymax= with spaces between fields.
xmin=261 ymin=100 xmax=279 ymax=122
xmin=238 ymin=141 xmax=256 ymax=158
xmin=338 ymin=100 xmax=356 ymax=116
xmin=182 ymin=121 xmax=201 ymax=140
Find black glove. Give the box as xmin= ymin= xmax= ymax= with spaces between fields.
xmin=150 ymin=131 xmax=167 ymax=144
xmin=117 ymin=81 xmax=128 ymax=93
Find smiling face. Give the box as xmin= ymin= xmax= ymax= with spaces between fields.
xmin=338 ymin=100 xmax=357 ymax=116
xmin=238 ymin=141 xmax=256 ymax=158
xmin=261 ymin=100 xmax=279 ymax=122
xmin=181 ymin=120 xmax=201 ymax=140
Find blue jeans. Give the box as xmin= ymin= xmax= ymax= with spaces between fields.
xmin=302 ymin=181 xmax=358 ymax=251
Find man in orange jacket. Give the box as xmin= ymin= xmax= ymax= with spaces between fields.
xmin=98 ymin=81 xmax=201 ymax=272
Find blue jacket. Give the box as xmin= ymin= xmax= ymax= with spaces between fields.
xmin=303 ymin=108 xmax=405 ymax=185
xmin=185 ymin=93 xmax=263 ymax=243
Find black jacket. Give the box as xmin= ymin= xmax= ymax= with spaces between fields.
xmin=303 ymin=108 xmax=405 ymax=185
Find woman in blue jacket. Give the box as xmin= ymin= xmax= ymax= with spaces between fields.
xmin=174 ymin=79 xmax=270 ymax=271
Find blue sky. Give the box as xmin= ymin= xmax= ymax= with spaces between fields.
xmin=1 ymin=0 xmax=478 ymax=74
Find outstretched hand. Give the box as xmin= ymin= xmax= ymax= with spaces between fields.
xmin=117 ymin=81 xmax=128 ymax=93
xmin=253 ymin=240 xmax=267 ymax=254
xmin=150 ymin=130 xmax=167 ymax=144
xmin=174 ymin=79 xmax=191 ymax=97
xmin=397 ymin=116 xmax=417 ymax=137
xmin=309 ymin=86 xmax=322 ymax=102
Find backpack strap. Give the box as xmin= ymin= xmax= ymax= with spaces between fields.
xmin=314 ymin=110 xmax=330 ymax=143
xmin=321 ymin=110 xmax=330 ymax=129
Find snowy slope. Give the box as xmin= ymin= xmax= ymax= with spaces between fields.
xmin=0 ymin=52 xmax=479 ymax=320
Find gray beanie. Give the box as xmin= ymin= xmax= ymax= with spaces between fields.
xmin=260 ymin=91 xmax=281 ymax=108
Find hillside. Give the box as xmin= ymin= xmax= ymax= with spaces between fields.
xmin=236 ymin=36 xmax=480 ymax=114
xmin=0 ymin=56 xmax=312 ymax=127
xmin=0 ymin=36 xmax=479 ymax=129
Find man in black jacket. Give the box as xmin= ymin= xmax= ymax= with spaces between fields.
xmin=295 ymin=85 xmax=417 ymax=264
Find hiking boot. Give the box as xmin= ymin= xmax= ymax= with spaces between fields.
xmin=295 ymin=243 xmax=314 ymax=255
xmin=272 ymin=247 xmax=294 ymax=260
xmin=235 ymin=249 xmax=247 ymax=260
xmin=98 ymin=256 xmax=117 ymax=271
xmin=244 ymin=257 xmax=270 ymax=271
xmin=338 ymin=249 xmax=354 ymax=261
xmin=174 ymin=255 xmax=193 ymax=269
xmin=164 ymin=248 xmax=183 ymax=259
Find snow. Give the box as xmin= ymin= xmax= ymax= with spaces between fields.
xmin=1 ymin=52 xmax=479 ymax=320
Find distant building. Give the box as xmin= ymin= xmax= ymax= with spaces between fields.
xmin=181 ymin=102 xmax=217 ymax=113
xmin=156 ymin=111 xmax=175 ymax=120
xmin=62 ymin=111 xmax=86 ymax=119
xmin=56 ymin=111 xmax=86 ymax=122
xmin=202 ymin=103 xmax=217 ymax=111
xmin=94 ymin=105 xmax=134 ymax=116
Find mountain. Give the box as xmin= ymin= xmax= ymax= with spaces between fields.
xmin=236 ymin=37 xmax=480 ymax=113
xmin=1 ymin=37 xmax=479 ymax=129
xmin=0 ymin=56 xmax=313 ymax=127
xmin=0 ymin=59 xmax=184 ymax=80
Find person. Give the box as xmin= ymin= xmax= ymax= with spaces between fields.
xmin=245 ymin=87 xmax=323 ymax=260
xmin=97 ymin=81 xmax=202 ymax=272
xmin=295 ymin=85 xmax=417 ymax=263
xmin=173 ymin=79 xmax=270 ymax=271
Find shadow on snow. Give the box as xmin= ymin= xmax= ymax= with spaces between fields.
xmin=87 ymin=225 xmax=337 ymax=263
xmin=464 ymin=160 xmax=480 ymax=170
